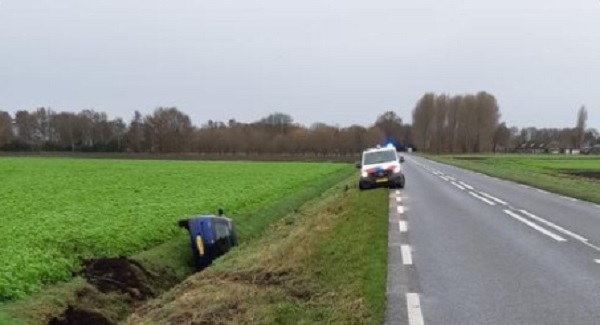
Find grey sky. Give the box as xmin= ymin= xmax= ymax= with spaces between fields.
xmin=0 ymin=0 xmax=598 ymax=129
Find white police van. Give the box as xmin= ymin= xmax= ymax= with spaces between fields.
xmin=357 ymin=144 xmax=405 ymax=190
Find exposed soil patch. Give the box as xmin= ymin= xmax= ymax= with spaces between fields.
xmin=46 ymin=258 xmax=159 ymax=325
xmin=48 ymin=306 xmax=113 ymax=325
xmin=81 ymin=258 xmax=153 ymax=300
xmin=567 ymin=171 xmax=600 ymax=180
xmin=223 ymin=269 xmax=293 ymax=287
xmin=452 ymin=156 xmax=489 ymax=161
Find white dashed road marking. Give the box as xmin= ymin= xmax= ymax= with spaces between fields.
xmin=478 ymin=192 xmax=508 ymax=205
xmin=451 ymin=182 xmax=466 ymax=190
xmin=458 ymin=181 xmax=474 ymax=190
xmin=469 ymin=192 xmax=496 ymax=206
xmin=399 ymin=221 xmax=408 ymax=233
xmin=519 ymin=210 xmax=588 ymax=242
xmin=397 ymin=206 xmax=405 ymax=214
xmin=406 ymin=293 xmax=425 ymax=325
xmin=503 ymin=210 xmax=566 ymax=242
xmin=401 ymin=245 xmax=413 ymax=265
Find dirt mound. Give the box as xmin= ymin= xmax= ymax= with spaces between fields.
xmin=81 ymin=257 xmax=153 ymax=300
xmin=48 ymin=306 xmax=113 ymax=325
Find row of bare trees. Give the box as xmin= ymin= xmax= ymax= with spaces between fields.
xmin=494 ymin=106 xmax=596 ymax=152
xmin=412 ymin=92 xmax=501 ymax=153
xmin=1 ymin=97 xmax=595 ymax=155
xmin=0 ymin=108 xmax=127 ymax=152
xmin=0 ymin=108 xmax=413 ymax=155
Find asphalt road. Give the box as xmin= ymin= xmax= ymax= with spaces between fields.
xmin=385 ymin=155 xmax=600 ymax=325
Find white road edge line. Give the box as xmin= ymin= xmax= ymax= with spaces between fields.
xmin=401 ymin=245 xmax=413 ymax=265
xmin=595 ymin=259 xmax=600 ymax=264
xmin=478 ymin=191 xmax=508 ymax=205
xmin=406 ymin=293 xmax=425 ymax=325
xmin=439 ymin=176 xmax=450 ymax=181
xmin=469 ymin=192 xmax=496 ymax=206
xmin=395 ymin=190 xmax=401 ymax=195
xmin=458 ymin=181 xmax=474 ymax=190
xmin=399 ymin=221 xmax=408 ymax=233
xmin=397 ymin=206 xmax=405 ymax=214
xmin=396 ymin=196 xmax=402 ymax=203
xmin=519 ymin=210 xmax=588 ymax=242
xmin=451 ymin=181 xmax=466 ymax=190
xmin=503 ymin=210 xmax=566 ymax=242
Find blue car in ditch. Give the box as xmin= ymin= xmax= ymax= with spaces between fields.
xmin=178 ymin=211 xmax=238 ymax=270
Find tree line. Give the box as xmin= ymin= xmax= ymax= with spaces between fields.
xmin=0 ymin=96 xmax=595 ymax=155
xmin=0 ymin=108 xmax=412 ymax=155
xmin=411 ymin=93 xmax=597 ymax=153
xmin=412 ymin=92 xmax=502 ymax=153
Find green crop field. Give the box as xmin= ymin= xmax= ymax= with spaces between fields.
xmin=425 ymin=154 xmax=600 ymax=203
xmin=0 ymin=158 xmax=351 ymax=301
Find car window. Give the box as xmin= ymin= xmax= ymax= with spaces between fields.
xmin=215 ymin=221 xmax=230 ymax=240
xmin=363 ymin=150 xmax=397 ymax=165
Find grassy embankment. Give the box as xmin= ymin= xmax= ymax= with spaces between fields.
xmin=0 ymin=159 xmax=355 ymax=325
xmin=425 ymin=154 xmax=600 ymax=204
xmin=127 ymin=178 xmax=389 ymax=325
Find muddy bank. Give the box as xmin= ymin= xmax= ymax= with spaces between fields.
xmin=46 ymin=257 xmax=174 ymax=325
xmin=566 ymin=171 xmax=600 ymax=181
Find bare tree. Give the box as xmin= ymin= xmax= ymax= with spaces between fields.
xmin=0 ymin=111 xmax=13 ymax=148
xmin=146 ymin=107 xmax=193 ymax=153
xmin=375 ymin=111 xmax=406 ymax=147
xmin=576 ymin=106 xmax=588 ymax=148
xmin=493 ymin=123 xmax=511 ymax=153
xmin=412 ymin=93 xmax=436 ymax=151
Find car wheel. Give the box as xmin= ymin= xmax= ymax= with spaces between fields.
xmin=399 ymin=178 xmax=406 ymax=189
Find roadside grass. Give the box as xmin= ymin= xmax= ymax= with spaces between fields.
xmin=0 ymin=312 xmax=21 ymax=325
xmin=424 ymin=154 xmax=600 ymax=204
xmin=0 ymin=167 xmax=354 ymax=325
xmin=128 ymin=178 xmax=389 ymax=325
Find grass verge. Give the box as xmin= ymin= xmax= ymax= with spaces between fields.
xmin=0 ymin=167 xmax=354 ymax=325
xmin=127 ymin=178 xmax=389 ymax=325
xmin=424 ymin=154 xmax=600 ymax=204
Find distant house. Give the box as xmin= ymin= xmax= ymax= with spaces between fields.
xmin=582 ymin=145 xmax=600 ymax=155
xmin=547 ymin=141 xmax=561 ymax=154
xmin=513 ymin=142 xmax=548 ymax=154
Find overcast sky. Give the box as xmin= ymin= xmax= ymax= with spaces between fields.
xmin=0 ymin=0 xmax=598 ymax=128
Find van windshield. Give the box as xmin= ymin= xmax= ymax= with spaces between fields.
xmin=363 ymin=150 xmax=397 ymax=166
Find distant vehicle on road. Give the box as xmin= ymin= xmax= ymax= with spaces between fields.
xmin=357 ymin=145 xmax=406 ymax=190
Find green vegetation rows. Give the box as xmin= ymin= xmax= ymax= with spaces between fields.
xmin=0 ymin=158 xmax=352 ymax=300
